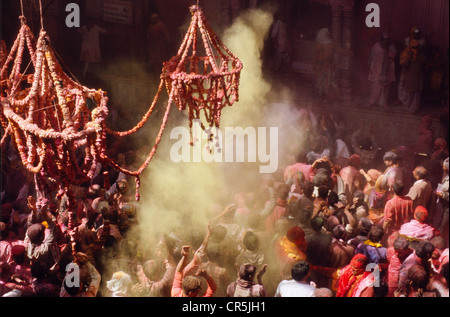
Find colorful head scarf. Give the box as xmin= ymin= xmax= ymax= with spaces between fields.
xmin=336 ymin=254 xmax=370 ymax=297
xmin=350 ymin=253 xmax=369 ymax=272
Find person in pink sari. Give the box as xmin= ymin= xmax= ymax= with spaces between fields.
xmin=399 ymin=206 xmax=439 ymax=244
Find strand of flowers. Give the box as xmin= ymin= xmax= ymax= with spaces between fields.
xmin=64 ymin=187 xmax=77 ymax=231
xmin=71 ymin=93 xmax=87 ymax=131
xmin=84 ymin=103 xmax=108 ymax=179
xmin=3 ymin=103 xmax=88 ymax=142
xmin=9 ymin=120 xmax=30 ymax=168
xmin=26 ymin=129 xmax=37 ymax=166
xmin=39 ymin=53 xmax=50 ymax=98
xmin=8 ymin=35 xmax=45 ymax=108
xmin=0 ymin=106 xmax=9 ymax=130
xmin=9 ymin=25 xmax=38 ymax=95
xmin=102 ymin=95 xmax=174 ymax=201
xmin=0 ymin=40 xmax=7 ymax=69
xmin=197 ymin=12 xmax=220 ymax=74
xmin=0 ymin=125 xmax=11 ymax=146
xmin=43 ymin=143 xmax=60 ymax=181
xmin=174 ymin=14 xmax=197 ymax=74
xmin=24 ymin=25 xmax=37 ymax=66
xmin=9 ymin=30 xmax=25 ymax=96
xmin=191 ymin=17 xmax=199 ymax=74
xmin=49 ymin=139 xmax=66 ymax=180
xmin=105 ymin=80 xmax=164 ymax=137
xmin=87 ymin=137 xmax=99 ymax=180
xmin=1 ymin=23 xmax=25 ymax=81
xmin=33 ymin=88 xmax=47 ymax=128
xmin=9 ymin=119 xmax=46 ymax=173
xmin=44 ymin=35 xmax=74 ymax=130
xmin=201 ymin=14 xmax=242 ymax=106
xmin=32 ymin=138 xmax=47 ymax=173
xmin=200 ymin=9 xmax=242 ymax=68
xmin=176 ymin=7 xmax=198 ymax=57
xmin=26 ymin=90 xmax=38 ymax=123
xmin=0 ymin=24 xmax=34 ymax=80
xmin=63 ymin=142 xmax=77 ymax=183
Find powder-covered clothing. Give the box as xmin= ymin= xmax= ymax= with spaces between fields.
xmin=384 ymin=195 xmax=414 ymax=233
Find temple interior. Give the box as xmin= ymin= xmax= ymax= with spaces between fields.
xmin=0 ymin=0 xmax=449 ymax=299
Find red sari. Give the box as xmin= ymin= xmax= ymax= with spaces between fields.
xmin=336 ymin=254 xmax=371 ymax=297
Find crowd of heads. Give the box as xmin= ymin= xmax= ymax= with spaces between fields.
xmin=1 ymin=101 xmax=448 ymax=298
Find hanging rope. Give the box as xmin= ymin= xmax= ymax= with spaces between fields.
xmin=19 ymin=0 xmax=25 ymax=23
xmin=38 ymin=0 xmax=44 ymax=30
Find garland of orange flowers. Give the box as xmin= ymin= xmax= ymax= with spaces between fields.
xmin=1 ymin=5 xmax=242 ymax=217
xmin=161 ymin=5 xmax=243 ymax=143
xmin=1 ymin=25 xmax=109 ymax=221
xmin=102 ymin=5 xmax=242 ymax=195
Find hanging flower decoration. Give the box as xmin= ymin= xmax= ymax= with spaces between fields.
xmin=1 ymin=21 xmax=109 ymax=229
xmin=1 ymin=4 xmax=243 ymax=224
xmin=103 ymin=4 xmax=243 ymax=193
xmin=161 ymin=5 xmax=243 ymax=143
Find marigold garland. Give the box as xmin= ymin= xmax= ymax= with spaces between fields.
xmin=1 ymin=6 xmax=242 ymax=225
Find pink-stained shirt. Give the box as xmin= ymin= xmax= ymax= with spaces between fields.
xmin=438 ymin=248 xmax=449 ymax=273
xmin=0 ymin=241 xmax=12 ymax=263
xmin=399 ymin=219 xmax=439 ymax=241
xmin=385 ymin=246 xmax=412 ymax=297
xmin=384 ymin=195 xmax=414 ymax=233
xmin=339 ymin=165 xmax=363 ymax=202
xmin=284 ymin=163 xmax=313 ymax=184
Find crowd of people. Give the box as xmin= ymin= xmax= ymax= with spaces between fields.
xmin=1 ymin=101 xmax=448 ymax=298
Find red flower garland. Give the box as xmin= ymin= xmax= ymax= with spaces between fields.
xmin=1 ymin=5 xmax=243 ymax=217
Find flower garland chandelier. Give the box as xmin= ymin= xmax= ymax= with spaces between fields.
xmin=0 ymin=0 xmax=243 ymax=229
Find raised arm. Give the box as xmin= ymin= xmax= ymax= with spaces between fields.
xmin=176 ymin=245 xmax=191 ymax=274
